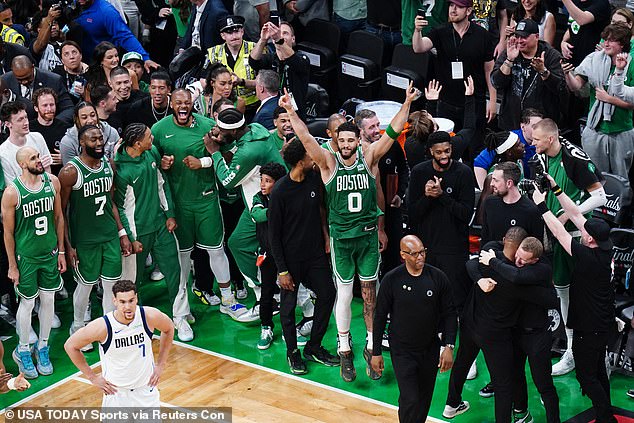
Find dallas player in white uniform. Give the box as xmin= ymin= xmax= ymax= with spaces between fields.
xmin=64 ymin=280 xmax=174 ymax=407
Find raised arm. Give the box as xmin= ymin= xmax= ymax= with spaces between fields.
xmin=366 ymin=82 xmax=418 ymax=166
xmin=279 ymin=90 xmax=335 ymax=175
xmin=532 ymin=186 xmax=573 ymax=256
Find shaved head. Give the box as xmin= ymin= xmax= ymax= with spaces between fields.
xmin=16 ymin=146 xmax=37 ymax=164
xmin=327 ymin=113 xmax=346 ymax=134
xmin=11 ymin=55 xmax=33 ymax=70
xmin=400 ymin=234 xmax=423 ymax=252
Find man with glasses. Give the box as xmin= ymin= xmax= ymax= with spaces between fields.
xmin=372 ymin=234 xmax=457 ymax=423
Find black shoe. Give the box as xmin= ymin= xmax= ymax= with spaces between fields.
xmin=339 ymin=350 xmax=356 ymax=382
xmin=303 ymin=344 xmax=340 ymax=367
xmin=363 ymin=347 xmax=381 ymax=380
xmin=287 ymin=349 xmax=308 ymax=375
xmin=479 ymin=382 xmax=494 ymax=398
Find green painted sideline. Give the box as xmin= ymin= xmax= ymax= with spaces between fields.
xmin=1 ymin=277 xmax=632 ymax=422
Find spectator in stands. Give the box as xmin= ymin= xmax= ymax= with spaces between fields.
xmin=249 ymin=21 xmax=309 ymax=120
xmin=121 ymin=52 xmax=148 ymax=93
xmin=234 ymin=0 xmax=269 ymax=43
xmin=30 ymin=8 xmax=64 ymax=72
xmin=1 ymin=55 xmax=74 ymax=124
xmin=281 ymin=0 xmax=328 ymax=29
xmin=90 ymin=84 xmax=120 ymax=131
xmin=413 ymin=0 xmax=496 ymax=154
xmin=108 ymin=66 xmax=148 ymax=134
xmin=608 ymin=8 xmax=634 ymax=43
xmin=74 ymin=0 xmax=158 ymax=71
xmin=365 ymin=0 xmax=402 ymax=65
xmin=85 ymin=42 xmax=121 ymax=93
xmin=29 ymin=87 xmax=70 ymax=175
xmin=208 ymin=16 xmax=258 ymax=119
xmin=193 ymin=63 xmax=245 ymax=116
xmin=52 ymin=41 xmax=88 ymax=105
xmin=560 ymin=0 xmax=611 ymax=67
xmin=60 ymin=101 xmax=119 ymax=164
xmin=134 ymin=0 xmax=178 ymax=67
xmin=508 ymin=0 xmax=556 ymax=46
xmin=474 ymin=130 xmax=529 ymax=189
xmin=124 ymin=70 xmax=173 ymax=128
xmin=252 ymin=69 xmax=280 ymax=130
xmin=333 ymin=0 xmax=367 ymax=50
xmin=564 ymin=23 xmax=634 ymax=180
xmin=401 ymin=0 xmax=447 ymax=47
xmin=0 ymin=37 xmax=32 ymax=74
xmin=492 ymin=19 xmax=565 ymax=131
xmin=179 ymin=0 xmax=228 ymax=51
xmin=0 ymin=24 xmax=23 ymax=47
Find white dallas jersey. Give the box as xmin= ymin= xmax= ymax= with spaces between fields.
xmin=99 ymin=306 xmax=154 ymax=389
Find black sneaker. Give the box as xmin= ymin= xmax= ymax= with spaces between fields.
xmin=479 ymin=382 xmax=494 ymax=398
xmin=339 ymin=350 xmax=356 ymax=382
xmin=287 ymin=349 xmax=308 ymax=375
xmin=363 ymin=347 xmax=381 ymax=380
xmin=304 ymin=344 xmax=340 ymax=367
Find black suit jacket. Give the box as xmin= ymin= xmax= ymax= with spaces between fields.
xmin=1 ymin=68 xmax=74 ymax=124
xmin=252 ymin=95 xmax=280 ymax=131
xmin=0 ymin=43 xmax=33 ymax=74
xmin=180 ymin=0 xmax=228 ymax=52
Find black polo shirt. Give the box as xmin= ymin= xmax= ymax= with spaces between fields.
xmin=428 ymin=22 xmax=494 ymax=106
xmin=568 ymin=0 xmax=610 ymax=67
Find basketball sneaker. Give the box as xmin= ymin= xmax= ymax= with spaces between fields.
xmin=234 ymin=303 xmax=260 ymax=323
xmin=150 ymin=268 xmax=164 ymax=281
xmin=257 ymin=326 xmax=274 ymax=350
xmin=236 ymin=287 xmax=248 ymax=300
xmin=33 ymin=344 xmax=53 ymax=376
xmin=219 ymin=296 xmax=252 ymax=322
xmin=467 ymin=360 xmax=478 ymax=380
xmin=442 ymin=401 xmax=470 ymax=418
xmin=174 ymin=318 xmax=194 ymax=342
xmin=339 ymin=350 xmax=356 ymax=382
xmin=552 ymin=349 xmax=575 ymax=376
xmin=69 ymin=324 xmax=94 ymax=352
xmin=296 ymin=317 xmax=313 ymax=338
xmin=303 ymin=344 xmax=340 ymax=367
xmin=186 ymin=313 xmax=196 ymax=325
xmin=84 ymin=304 xmax=92 ymax=323
xmin=51 ymin=313 xmax=61 ymax=329
xmin=513 ymin=410 xmax=534 ymax=423
xmin=479 ymin=382 xmax=494 ymax=398
xmin=192 ymin=287 xmax=221 ymax=306
xmin=13 ymin=347 xmax=38 ymax=379
xmin=287 ymin=348 xmax=308 ymax=375
xmin=363 ymin=346 xmax=381 ymax=380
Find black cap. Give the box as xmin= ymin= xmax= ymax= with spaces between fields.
xmin=584 ymin=218 xmax=613 ymax=251
xmin=218 ymin=15 xmax=245 ymax=33
xmin=514 ymin=19 xmax=539 ymax=37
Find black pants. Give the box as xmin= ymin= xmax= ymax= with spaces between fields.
xmin=280 ymin=256 xmax=335 ymax=352
xmin=391 ymin=341 xmax=440 ymax=423
xmin=447 ymin=324 xmax=514 ymax=423
xmin=573 ymin=330 xmax=616 ymax=423
xmin=259 ymin=255 xmax=277 ymax=328
xmin=381 ymin=206 xmax=403 ymax=275
xmin=512 ymin=329 xmax=560 ymax=423
xmin=193 ymin=200 xmax=245 ymax=293
xmin=425 ymin=252 xmax=470 ymax=314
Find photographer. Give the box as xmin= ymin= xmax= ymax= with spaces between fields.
xmin=30 ymin=7 xmax=64 ymax=72
xmin=531 ymin=118 xmax=606 ymax=377
xmin=532 ymin=176 xmax=616 ymax=423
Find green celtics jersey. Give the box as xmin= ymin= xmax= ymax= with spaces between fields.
xmin=325 ymin=148 xmax=378 ymax=240
xmin=152 ymin=113 xmax=218 ymax=205
xmin=68 ymin=157 xmax=117 ymax=246
xmin=402 ymin=0 xmax=448 ymax=45
xmin=13 ymin=173 xmax=57 ymax=260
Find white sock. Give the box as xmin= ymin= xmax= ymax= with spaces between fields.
xmin=366 ymin=331 xmax=373 ymax=351
xmin=101 ymin=280 xmax=116 ymax=315
xmin=174 ymin=251 xmax=193 ymax=318
xmin=72 ymin=282 xmax=93 ymax=328
xmin=338 ymin=332 xmax=351 ymax=352
xmin=16 ymin=297 xmax=35 ymax=346
xmin=220 ymin=287 xmax=232 ymax=300
xmin=38 ymin=291 xmax=55 ymax=347
xmin=334 ymin=281 xmax=353 ymax=336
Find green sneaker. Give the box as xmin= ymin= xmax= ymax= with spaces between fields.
xmin=257 ymin=326 xmax=274 ymax=350
xmin=513 ymin=410 xmax=534 ymax=423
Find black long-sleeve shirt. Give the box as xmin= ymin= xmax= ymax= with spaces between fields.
xmin=378 ymin=141 xmax=409 ymax=201
xmin=268 ymin=170 xmax=326 ymax=273
xmin=408 ymin=160 xmax=475 ymax=255
xmin=465 ymin=252 xmax=558 ymax=338
xmin=480 ymin=195 xmax=544 ymax=245
xmin=373 ymin=264 xmax=457 ymax=356
xmin=489 ymin=257 xmax=553 ymax=330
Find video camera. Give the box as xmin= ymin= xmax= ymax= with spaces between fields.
xmin=517 ymin=154 xmax=549 ymax=196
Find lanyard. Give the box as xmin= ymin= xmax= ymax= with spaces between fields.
xmin=451 ymin=22 xmax=469 ymax=61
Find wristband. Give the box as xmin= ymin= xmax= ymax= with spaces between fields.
xmin=537 ymin=202 xmax=549 ymax=215
xmin=553 ymin=187 xmax=563 ymax=196
xmin=278 ymin=271 xmax=289 ymax=276
xmin=385 ymin=124 xmax=401 ymax=140
xmin=118 ymin=229 xmax=127 ymax=238
xmin=200 ymin=157 xmax=213 ymax=168
xmin=7 ymin=377 xmax=16 ymax=390
xmin=551 ymin=183 xmax=562 ymax=193
xmin=58 ymin=251 xmax=65 ymax=255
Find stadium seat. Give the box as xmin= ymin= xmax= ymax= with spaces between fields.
xmin=304 ymin=83 xmax=330 ymax=120
xmin=306 ymin=118 xmax=329 ymax=138
xmin=337 ymin=31 xmax=384 ymax=104
xmin=296 ymin=19 xmax=340 ymax=97
xmin=593 ymin=172 xmax=632 ymax=226
xmin=381 ymin=44 xmax=430 ymax=102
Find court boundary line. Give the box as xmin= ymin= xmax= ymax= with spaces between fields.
xmin=171 ymin=339 xmax=450 ymax=423
xmin=0 ymin=362 xmax=101 ymax=415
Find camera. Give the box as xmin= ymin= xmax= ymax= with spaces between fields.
xmin=517 ymin=154 xmax=549 ymax=196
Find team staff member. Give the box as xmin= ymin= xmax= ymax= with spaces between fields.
xmin=533 ymin=176 xmax=617 ymax=423
xmin=65 ymin=280 xmax=174 ymax=407
xmin=268 ymin=140 xmax=338 ymax=374
xmin=531 ymin=118 xmax=605 ymax=376
xmin=479 ymin=237 xmax=560 ymax=423
xmin=371 ymin=235 xmax=457 ymax=423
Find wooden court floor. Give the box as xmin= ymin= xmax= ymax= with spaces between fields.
xmin=0 ymin=340 xmax=441 ymax=423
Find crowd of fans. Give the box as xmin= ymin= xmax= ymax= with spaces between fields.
xmin=0 ymin=0 xmax=631 ymax=421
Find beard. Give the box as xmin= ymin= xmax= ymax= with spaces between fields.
xmin=27 ymin=165 xmax=44 ymax=175
xmin=433 ymin=157 xmax=451 ymax=169
xmin=85 ymin=145 xmax=105 ymax=159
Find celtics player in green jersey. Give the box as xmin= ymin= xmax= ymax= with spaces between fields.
xmin=154 ymin=89 xmax=252 ymax=323
xmin=531 ymin=119 xmax=605 ymax=377
xmin=2 ymin=146 xmax=66 ymax=380
xmin=58 ymin=125 xmax=130 ymax=352
xmin=280 ymin=84 xmax=417 ymax=382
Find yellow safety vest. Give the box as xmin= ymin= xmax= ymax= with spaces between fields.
xmin=0 ymin=25 xmax=24 ymax=45
xmin=207 ymin=41 xmax=258 ymax=106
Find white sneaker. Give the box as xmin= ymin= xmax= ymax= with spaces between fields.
xmin=69 ymin=324 xmax=93 ymax=352
xmin=51 ymin=313 xmax=61 ymax=329
xmin=186 ymin=313 xmax=196 ymax=325
xmin=84 ymin=304 xmax=92 ymax=323
xmin=150 ymin=268 xmax=164 ymax=281
xmin=55 ymin=286 xmax=68 ymax=300
xmin=443 ymin=401 xmax=470 ymax=418
xmin=174 ymin=318 xmax=194 ymax=342
xmin=552 ymin=349 xmax=575 ymax=376
xmin=236 ymin=287 xmax=248 ymax=300
xmin=219 ymin=296 xmax=252 ymax=322
xmin=235 ymin=304 xmax=259 ymax=323
xmin=297 ymin=319 xmax=313 ymax=337
xmin=467 ymin=360 xmax=478 ymax=380
xmin=145 ymin=254 xmax=153 ymax=267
